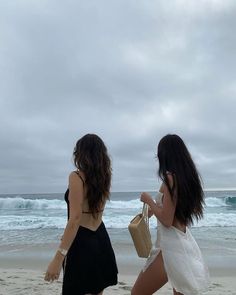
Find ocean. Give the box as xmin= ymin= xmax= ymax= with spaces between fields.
xmin=0 ymin=190 xmax=236 ymax=271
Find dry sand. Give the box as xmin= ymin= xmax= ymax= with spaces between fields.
xmin=1 ymin=267 xmax=236 ymax=295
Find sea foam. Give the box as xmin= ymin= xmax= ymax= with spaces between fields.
xmin=0 ymin=196 xmax=236 ymax=230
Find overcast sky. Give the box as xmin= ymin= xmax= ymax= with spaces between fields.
xmin=0 ymin=0 xmax=236 ymax=194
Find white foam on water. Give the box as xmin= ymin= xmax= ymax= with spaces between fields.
xmin=1 ymin=196 xmax=236 ymax=230
xmin=1 ymin=196 xmax=234 ymax=211
xmin=0 ymin=197 xmax=66 ymax=210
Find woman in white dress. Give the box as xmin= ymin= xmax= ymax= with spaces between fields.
xmin=131 ymin=134 xmax=210 ymax=295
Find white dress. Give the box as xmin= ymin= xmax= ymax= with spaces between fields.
xmin=143 ymin=192 xmax=210 ymax=295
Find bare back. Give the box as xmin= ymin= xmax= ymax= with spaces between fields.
xmin=74 ymin=171 xmax=106 ymax=231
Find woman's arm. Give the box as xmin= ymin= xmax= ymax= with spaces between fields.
xmin=147 ymin=183 xmax=164 ymax=218
xmin=58 ymin=172 xmax=84 ymax=250
xmin=140 ymin=175 xmax=176 ymax=227
xmin=44 ymin=171 xmax=84 ymax=282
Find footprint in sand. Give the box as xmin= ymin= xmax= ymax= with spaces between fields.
xmin=212 ymin=283 xmax=222 ymax=287
xmin=121 ymin=286 xmax=132 ymax=291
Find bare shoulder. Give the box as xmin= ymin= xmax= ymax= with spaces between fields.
xmin=164 ymin=173 xmax=177 ymax=205
xmin=161 ymin=173 xmax=175 ymax=198
xmin=68 ymin=171 xmax=84 ymax=186
xmin=160 ymin=173 xmax=174 ymax=193
xmin=159 ymin=182 xmax=165 ymax=193
xmin=166 ymin=172 xmax=175 ymax=188
xmin=77 ymin=170 xmax=85 ymax=181
xmin=69 ymin=171 xmax=78 ymax=180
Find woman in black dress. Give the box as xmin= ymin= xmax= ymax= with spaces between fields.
xmin=44 ymin=134 xmax=118 ymax=295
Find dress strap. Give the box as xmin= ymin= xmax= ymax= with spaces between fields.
xmin=74 ymin=171 xmax=104 ymax=214
xmin=74 ymin=171 xmax=85 ymax=186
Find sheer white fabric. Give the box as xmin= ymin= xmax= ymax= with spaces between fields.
xmin=143 ymin=192 xmax=210 ymax=295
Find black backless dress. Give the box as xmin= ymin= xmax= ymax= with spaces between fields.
xmin=62 ymin=188 xmax=118 ymax=295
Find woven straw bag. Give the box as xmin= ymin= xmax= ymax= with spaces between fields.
xmin=128 ymin=203 xmax=152 ymax=258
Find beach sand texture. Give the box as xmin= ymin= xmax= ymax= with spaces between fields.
xmin=0 ymin=268 xmax=236 ymax=295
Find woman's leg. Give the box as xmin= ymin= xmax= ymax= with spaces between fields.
xmin=131 ymin=252 xmax=168 ymax=295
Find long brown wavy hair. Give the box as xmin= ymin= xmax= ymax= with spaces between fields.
xmin=73 ymin=134 xmax=112 ymax=218
xmin=157 ymin=134 xmax=205 ymax=226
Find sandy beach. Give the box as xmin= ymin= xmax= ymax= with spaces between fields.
xmin=1 ymin=191 xmax=236 ymax=295
xmin=1 ymin=246 xmax=236 ymax=295
xmin=1 ymin=267 xmax=236 ymax=295
xmin=1 ymin=228 xmax=236 ymax=295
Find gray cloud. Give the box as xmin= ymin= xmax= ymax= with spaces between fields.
xmin=0 ymin=0 xmax=236 ymax=193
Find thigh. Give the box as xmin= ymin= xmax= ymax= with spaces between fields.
xmin=131 ymin=252 xmax=168 ymax=295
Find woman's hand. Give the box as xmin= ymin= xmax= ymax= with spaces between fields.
xmin=44 ymin=255 xmax=63 ymax=282
xmin=140 ymin=192 xmax=152 ymax=206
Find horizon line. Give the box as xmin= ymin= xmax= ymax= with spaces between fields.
xmin=1 ymin=187 xmax=236 ymax=195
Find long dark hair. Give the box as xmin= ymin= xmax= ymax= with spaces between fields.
xmin=157 ymin=134 xmax=204 ymax=225
xmin=73 ymin=134 xmax=112 ymax=218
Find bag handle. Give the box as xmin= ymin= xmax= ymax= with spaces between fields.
xmin=142 ymin=203 xmax=149 ymax=227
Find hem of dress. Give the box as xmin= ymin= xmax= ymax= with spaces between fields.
xmin=142 ymin=248 xmax=161 ymax=272
xmin=62 ymin=280 xmax=118 ymax=295
xmin=93 ymin=280 xmax=118 ymax=294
